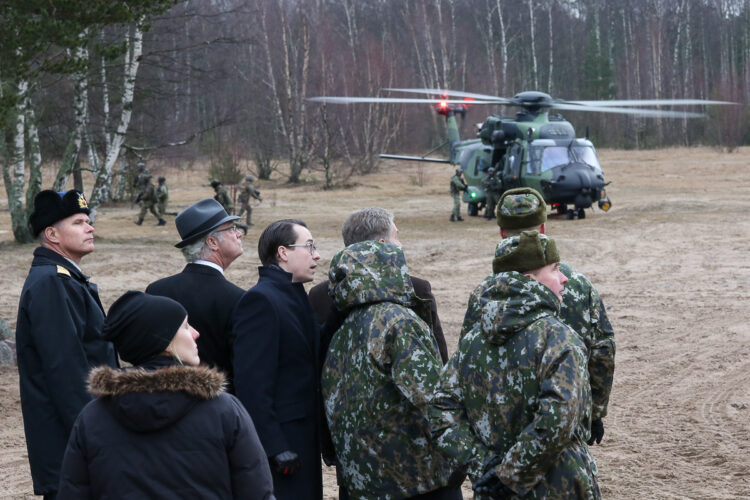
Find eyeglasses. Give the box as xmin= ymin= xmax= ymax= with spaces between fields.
xmin=213 ymin=225 xmax=242 ymax=236
xmin=285 ymin=242 xmax=317 ymax=255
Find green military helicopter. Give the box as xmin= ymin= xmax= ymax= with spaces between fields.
xmin=310 ymin=88 xmax=732 ymax=219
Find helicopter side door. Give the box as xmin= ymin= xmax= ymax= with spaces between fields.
xmin=502 ymin=142 xmax=523 ymax=189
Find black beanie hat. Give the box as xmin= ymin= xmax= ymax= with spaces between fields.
xmin=103 ymin=291 xmax=188 ymax=366
xmin=29 ymin=189 xmax=91 ymax=237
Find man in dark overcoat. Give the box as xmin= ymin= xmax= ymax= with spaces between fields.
xmin=233 ymin=219 xmax=323 ymax=500
xmin=146 ymin=198 xmax=245 ymax=392
xmin=16 ymin=190 xmax=118 ymax=499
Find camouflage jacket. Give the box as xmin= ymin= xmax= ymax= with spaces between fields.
xmin=460 ymin=250 xmax=616 ymax=420
xmin=155 ymin=184 xmax=168 ymax=204
xmin=481 ymin=174 xmax=502 ymax=195
xmin=450 ymin=174 xmax=467 ymax=196
xmin=430 ymin=272 xmax=599 ymax=498
xmin=140 ymin=183 xmax=156 ymax=205
xmin=557 ymin=263 xmax=615 ymax=419
xmin=238 ymin=182 xmax=261 ymax=204
xmin=322 ymin=241 xmax=451 ymax=499
xmin=214 ymin=187 xmax=233 ymax=213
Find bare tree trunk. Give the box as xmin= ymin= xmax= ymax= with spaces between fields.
xmin=527 ymin=0 xmax=539 ymax=89
xmin=6 ymin=79 xmax=34 ymax=242
xmin=89 ymin=20 xmax=144 ymax=222
xmin=53 ymin=45 xmax=89 ymax=191
xmin=25 ymin=100 xmax=42 ymax=209
xmin=547 ymin=1 xmax=554 ymax=93
xmin=495 ymin=0 xmax=508 ymax=94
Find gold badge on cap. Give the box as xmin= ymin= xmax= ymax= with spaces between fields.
xmin=77 ymin=193 xmax=88 ymax=209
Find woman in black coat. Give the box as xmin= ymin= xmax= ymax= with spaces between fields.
xmin=58 ymin=291 xmax=275 ymax=500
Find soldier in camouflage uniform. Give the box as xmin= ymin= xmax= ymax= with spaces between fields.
xmin=132 ymin=161 xmax=150 ymax=191
xmin=477 ymin=187 xmax=615 ymax=443
xmin=430 ymin=231 xmax=600 ymax=499
xmin=155 ymin=176 xmax=169 ymax=216
xmin=237 ymin=174 xmax=262 ymax=226
xmin=135 ymin=176 xmax=166 ymax=226
xmin=321 ymin=240 xmax=461 ymax=500
xmin=481 ymin=168 xmax=502 ymax=220
xmin=449 ymin=168 xmax=467 ymax=222
xmin=211 ymin=180 xmax=234 ymax=214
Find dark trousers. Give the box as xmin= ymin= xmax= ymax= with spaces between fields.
xmin=408 ymin=485 xmax=463 ymax=500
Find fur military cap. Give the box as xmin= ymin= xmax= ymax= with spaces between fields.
xmin=29 ymin=189 xmax=90 ymax=237
xmin=496 ymin=187 xmax=547 ymax=229
xmin=492 ymin=230 xmax=559 ymax=274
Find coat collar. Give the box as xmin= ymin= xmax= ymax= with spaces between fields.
xmin=184 ymin=262 xmax=226 ymax=278
xmin=258 ymin=265 xmax=295 ymax=284
xmin=88 ymin=362 xmax=226 ymax=400
xmin=33 ymin=246 xmax=88 ymax=282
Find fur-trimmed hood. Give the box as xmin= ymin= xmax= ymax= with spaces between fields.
xmin=89 ymin=364 xmax=226 ymax=399
xmin=88 ymin=361 xmax=227 ymax=433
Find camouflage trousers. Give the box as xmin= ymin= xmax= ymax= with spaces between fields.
xmin=452 ymin=195 xmax=462 ymax=217
xmin=139 ymin=202 xmax=162 ymax=220
xmin=237 ymin=202 xmax=253 ymax=225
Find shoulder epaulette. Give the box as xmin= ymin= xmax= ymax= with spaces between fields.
xmin=56 ymin=265 xmax=71 ymax=277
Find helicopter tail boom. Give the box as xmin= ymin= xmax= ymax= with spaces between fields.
xmin=378 ymin=154 xmax=451 ymax=164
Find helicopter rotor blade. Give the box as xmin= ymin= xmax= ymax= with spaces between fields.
xmin=383 ymin=87 xmax=512 ymax=104
xmin=549 ymin=103 xmax=706 ymax=118
xmin=560 ymin=99 xmax=736 ymax=107
xmin=307 ymin=96 xmax=496 ymax=105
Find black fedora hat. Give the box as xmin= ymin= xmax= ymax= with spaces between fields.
xmin=174 ymin=198 xmax=239 ymax=248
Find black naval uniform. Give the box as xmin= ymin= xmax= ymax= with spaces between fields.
xmin=15 ymin=247 xmax=118 ymax=496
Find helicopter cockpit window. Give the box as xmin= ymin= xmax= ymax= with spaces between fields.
xmin=576 ymin=146 xmax=602 ymax=171
xmin=528 ymin=144 xmax=602 ymax=173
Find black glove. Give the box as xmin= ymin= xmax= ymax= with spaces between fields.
xmin=270 ymin=450 xmax=301 ymax=476
xmin=473 ymin=468 xmax=514 ymax=499
xmin=482 ymin=453 xmax=503 ymax=474
xmin=587 ymin=418 xmax=604 ymax=445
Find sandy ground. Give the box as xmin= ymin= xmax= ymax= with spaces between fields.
xmin=1 ymin=147 xmax=749 ymax=499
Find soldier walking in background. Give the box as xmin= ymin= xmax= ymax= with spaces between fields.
xmin=237 ymin=174 xmax=262 ymax=226
xmin=132 ymin=160 xmax=150 ymax=191
xmin=16 ymin=190 xmax=118 ymax=499
xmin=449 ymin=167 xmax=467 ymax=222
xmin=430 ymin=231 xmax=600 ymax=498
xmin=135 ymin=176 xmax=166 ymax=226
xmin=156 ymin=176 xmax=169 ymax=216
xmin=211 ymin=179 xmax=234 ymax=214
xmin=322 ymin=240 xmax=461 ymax=499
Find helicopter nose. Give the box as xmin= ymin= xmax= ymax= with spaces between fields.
xmin=543 ymin=162 xmax=606 ymax=209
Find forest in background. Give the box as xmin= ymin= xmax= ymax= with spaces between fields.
xmin=2 ymin=0 xmax=750 ymax=241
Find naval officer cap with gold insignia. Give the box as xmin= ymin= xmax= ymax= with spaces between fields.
xmin=29 ymin=189 xmax=90 ymax=237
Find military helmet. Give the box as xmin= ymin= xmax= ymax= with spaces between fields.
xmin=158 ymin=176 xmax=166 ymax=183
xmin=488 ymin=168 xmax=495 ymax=174
xmin=456 ymin=168 xmax=464 ymax=174
xmin=136 ymin=160 xmax=145 ymax=169
xmin=245 ymin=174 xmax=255 ymax=182
xmin=210 ymin=180 xmax=221 ymax=189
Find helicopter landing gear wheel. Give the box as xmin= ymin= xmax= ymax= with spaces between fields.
xmin=577 ymin=208 xmax=586 ymax=219
xmin=467 ymin=203 xmax=479 ymax=216
xmin=556 ymin=204 xmax=567 ymax=215
xmin=566 ymin=209 xmax=575 ymax=220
